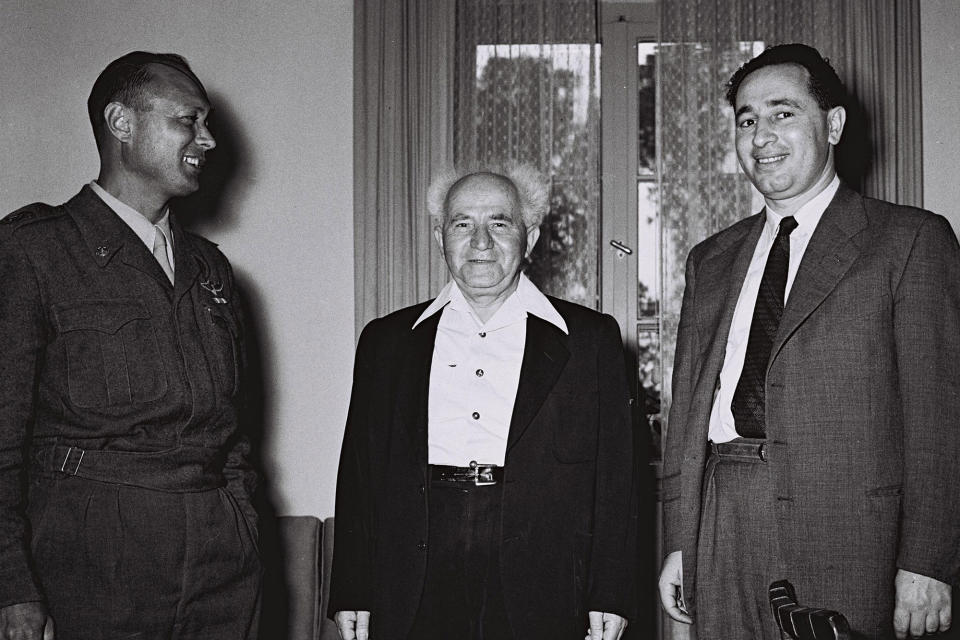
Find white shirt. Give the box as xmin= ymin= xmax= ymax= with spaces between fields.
xmin=89 ymin=181 xmax=174 ymax=269
xmin=414 ymin=274 xmax=568 ymax=466
xmin=708 ymin=176 xmax=840 ymax=443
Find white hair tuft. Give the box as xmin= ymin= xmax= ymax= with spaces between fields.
xmin=426 ymin=161 xmax=550 ymax=229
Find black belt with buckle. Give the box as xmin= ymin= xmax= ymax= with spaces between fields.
xmin=430 ymin=461 xmax=504 ymax=486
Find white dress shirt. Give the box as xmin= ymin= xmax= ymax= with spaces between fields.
xmin=90 ymin=181 xmax=174 ymax=270
xmin=414 ymin=274 xmax=568 ymax=466
xmin=708 ymin=176 xmax=840 ymax=443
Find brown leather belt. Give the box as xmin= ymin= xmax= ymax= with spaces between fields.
xmin=430 ymin=462 xmax=504 ymax=486
xmin=711 ymin=438 xmax=767 ymax=461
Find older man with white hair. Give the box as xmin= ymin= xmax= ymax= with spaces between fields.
xmin=329 ymin=165 xmax=636 ymax=640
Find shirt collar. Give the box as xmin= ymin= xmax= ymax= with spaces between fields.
xmin=762 ymin=174 xmax=839 ymax=237
xmin=89 ymin=181 xmax=172 ymax=250
xmin=412 ymin=273 xmax=568 ymax=334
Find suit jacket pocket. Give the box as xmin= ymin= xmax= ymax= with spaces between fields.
xmin=865 ymin=483 xmax=903 ymax=497
xmin=52 ymin=299 xmax=167 ymax=407
xmin=551 ymin=386 xmax=599 ymax=463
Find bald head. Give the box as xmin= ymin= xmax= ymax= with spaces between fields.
xmin=444 ymin=172 xmax=521 ymax=224
xmin=427 ymin=163 xmax=550 ymax=232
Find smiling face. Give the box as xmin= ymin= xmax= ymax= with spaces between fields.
xmin=434 ymin=173 xmax=540 ymax=309
xmin=734 ymin=63 xmax=845 ymax=214
xmin=122 ymin=64 xmax=216 ymax=203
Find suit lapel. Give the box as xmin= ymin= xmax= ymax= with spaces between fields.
xmin=672 ymin=215 xmax=765 ymax=446
xmin=771 ymin=184 xmax=866 ymax=363
xmin=398 ymin=310 xmax=441 ymax=464
xmin=506 ymin=315 xmax=570 ymax=452
xmin=695 ymin=214 xmax=765 ymax=346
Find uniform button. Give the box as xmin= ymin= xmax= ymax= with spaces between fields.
xmin=419 ymin=484 xmax=425 ymax=495
xmin=472 ymin=411 xmax=480 ymax=420
xmin=475 ymin=369 xmax=484 ymax=377
xmin=417 ymin=541 xmax=427 ymax=551
xmin=479 ymin=332 xmax=487 ymax=338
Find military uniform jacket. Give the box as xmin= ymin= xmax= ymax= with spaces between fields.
xmin=0 ymin=186 xmax=256 ymax=608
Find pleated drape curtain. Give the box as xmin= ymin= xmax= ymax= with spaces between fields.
xmin=353 ymin=0 xmax=455 ymax=335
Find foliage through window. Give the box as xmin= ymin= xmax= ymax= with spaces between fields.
xmin=456 ymin=0 xmax=600 ymax=308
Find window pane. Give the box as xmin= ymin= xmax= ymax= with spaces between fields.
xmin=471 ymin=44 xmax=601 ymax=308
xmin=656 ymin=39 xmax=765 ymax=436
xmin=637 ymin=181 xmax=659 ymax=318
xmin=637 ymin=328 xmax=662 ymax=460
xmin=637 ymin=43 xmax=657 ymax=176
xmin=525 ymin=175 xmax=598 ymax=306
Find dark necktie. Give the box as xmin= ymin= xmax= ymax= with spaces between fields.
xmin=731 ymin=215 xmax=798 ymax=438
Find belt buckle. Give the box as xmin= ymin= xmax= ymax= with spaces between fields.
xmin=60 ymin=447 xmax=84 ymax=475
xmin=470 ymin=461 xmax=497 ymax=486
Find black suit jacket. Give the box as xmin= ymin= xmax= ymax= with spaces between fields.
xmin=329 ymin=297 xmax=635 ymax=639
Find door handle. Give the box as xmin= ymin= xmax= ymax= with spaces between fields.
xmin=609 ymin=239 xmax=633 ymax=256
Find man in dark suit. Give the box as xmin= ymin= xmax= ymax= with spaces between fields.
xmin=657 ymin=43 xmax=959 ymax=639
xmin=0 ymin=52 xmax=260 ymax=640
xmin=330 ymin=165 xmax=635 ymax=640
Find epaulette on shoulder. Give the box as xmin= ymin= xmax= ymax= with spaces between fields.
xmin=184 ymin=229 xmax=220 ymax=248
xmin=184 ymin=231 xmax=224 ymax=264
xmin=0 ymin=203 xmax=63 ymax=228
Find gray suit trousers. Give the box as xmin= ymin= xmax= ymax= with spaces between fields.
xmin=695 ymin=441 xmax=782 ymax=640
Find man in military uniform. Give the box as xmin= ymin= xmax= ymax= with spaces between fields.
xmin=0 ymin=52 xmax=260 ymax=640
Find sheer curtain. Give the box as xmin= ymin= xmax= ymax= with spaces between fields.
xmin=656 ymin=0 xmax=923 ymax=448
xmin=455 ymin=0 xmax=601 ymax=308
xmin=354 ymin=0 xmax=455 ymax=334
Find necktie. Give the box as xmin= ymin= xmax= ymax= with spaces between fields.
xmin=731 ymin=216 xmax=798 ymax=438
xmin=152 ymin=227 xmax=175 ymax=284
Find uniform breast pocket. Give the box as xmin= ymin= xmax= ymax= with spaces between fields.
xmin=52 ymin=299 xmax=167 ymax=407
xmin=204 ymin=306 xmax=240 ymax=395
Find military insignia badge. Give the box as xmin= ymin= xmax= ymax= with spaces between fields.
xmin=200 ymin=279 xmax=227 ymax=304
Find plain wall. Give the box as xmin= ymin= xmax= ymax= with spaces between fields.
xmin=921 ymin=0 xmax=960 ymax=231
xmin=0 ymin=0 xmax=354 ymax=519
